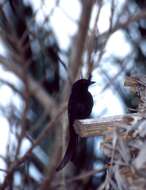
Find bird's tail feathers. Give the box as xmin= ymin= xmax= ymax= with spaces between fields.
xmin=56 ymin=135 xmax=77 ymax=171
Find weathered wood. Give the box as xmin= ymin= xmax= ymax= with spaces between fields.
xmin=74 ymin=113 xmax=143 ymax=137
xmin=124 ymin=75 xmax=146 ymax=87
xmin=124 ymin=76 xmax=138 ymax=88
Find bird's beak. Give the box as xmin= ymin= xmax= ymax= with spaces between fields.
xmin=90 ymin=81 xmax=96 ymax=85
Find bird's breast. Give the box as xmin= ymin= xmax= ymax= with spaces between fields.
xmin=68 ymin=91 xmax=93 ymax=121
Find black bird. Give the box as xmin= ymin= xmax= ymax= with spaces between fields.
xmin=56 ymin=78 xmax=95 ymax=171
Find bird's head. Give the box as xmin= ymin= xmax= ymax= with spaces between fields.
xmin=72 ymin=79 xmax=95 ymax=91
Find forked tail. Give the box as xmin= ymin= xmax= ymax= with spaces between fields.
xmin=56 ymin=134 xmax=78 ymax=171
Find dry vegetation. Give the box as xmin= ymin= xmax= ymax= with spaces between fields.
xmin=0 ymin=0 xmax=146 ymax=189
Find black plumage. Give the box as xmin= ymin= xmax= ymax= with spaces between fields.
xmin=56 ymin=79 xmax=94 ymax=171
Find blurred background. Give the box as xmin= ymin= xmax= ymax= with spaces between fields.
xmin=0 ymin=0 xmax=146 ymax=189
